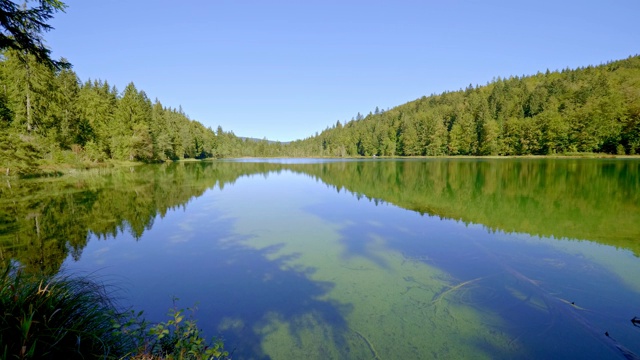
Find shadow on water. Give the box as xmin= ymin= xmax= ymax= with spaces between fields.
xmin=198 ymin=239 xmax=352 ymax=359
xmin=0 ymin=162 xmax=355 ymax=358
xmin=119 ymin=213 xmax=354 ymax=360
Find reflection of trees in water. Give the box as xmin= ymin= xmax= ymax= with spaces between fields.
xmin=2 ymin=159 xmax=638 ymax=274
xmin=0 ymin=162 xmax=283 ymax=274
xmin=287 ymin=159 xmax=640 ymax=255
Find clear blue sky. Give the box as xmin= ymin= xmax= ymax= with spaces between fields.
xmin=47 ymin=0 xmax=639 ymax=142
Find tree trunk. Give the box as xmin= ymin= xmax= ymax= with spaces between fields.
xmin=26 ymin=90 xmax=31 ymax=131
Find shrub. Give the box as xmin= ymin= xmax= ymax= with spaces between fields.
xmin=127 ymin=300 xmax=228 ymax=360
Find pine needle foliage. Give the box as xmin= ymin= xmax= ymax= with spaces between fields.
xmin=0 ymin=264 xmax=129 ymax=359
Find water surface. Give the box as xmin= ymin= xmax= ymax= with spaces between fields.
xmin=1 ymin=159 xmax=639 ymax=359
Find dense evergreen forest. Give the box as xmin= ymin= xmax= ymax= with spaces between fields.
xmin=288 ymin=55 xmax=640 ymax=157
xmin=1 ymin=51 xmax=640 ymax=175
xmin=0 ymin=50 xmax=270 ymax=175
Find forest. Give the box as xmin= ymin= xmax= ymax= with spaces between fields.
xmin=289 ymin=55 xmax=640 ymax=157
xmin=1 ymin=50 xmax=640 ymax=175
xmin=0 ymin=49 xmax=265 ymax=175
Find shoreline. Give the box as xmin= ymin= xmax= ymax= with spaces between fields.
xmin=4 ymin=153 xmax=640 ymax=179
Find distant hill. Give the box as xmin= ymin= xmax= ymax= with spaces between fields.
xmin=283 ymin=55 xmax=640 ymax=157
xmin=240 ymin=137 xmax=289 ymax=145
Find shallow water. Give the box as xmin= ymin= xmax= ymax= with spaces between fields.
xmin=2 ymin=159 xmax=639 ymax=359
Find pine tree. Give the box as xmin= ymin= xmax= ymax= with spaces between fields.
xmin=50 ymin=60 xmax=80 ymax=148
xmin=150 ymin=99 xmax=171 ymax=160
xmin=112 ymin=82 xmax=152 ymax=160
xmin=0 ymin=0 xmax=68 ymax=69
xmin=398 ymin=116 xmax=418 ymax=156
xmin=76 ymin=79 xmax=117 ymax=159
xmin=448 ymin=113 xmax=476 ymax=155
xmin=479 ymin=119 xmax=500 ymax=155
xmin=3 ymin=50 xmax=55 ymax=135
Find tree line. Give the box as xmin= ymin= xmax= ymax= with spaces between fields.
xmin=2 ymin=50 xmax=640 ymax=176
xmin=287 ymin=55 xmax=640 ymax=157
xmin=0 ymin=49 xmax=270 ymax=175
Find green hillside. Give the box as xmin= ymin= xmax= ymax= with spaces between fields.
xmin=285 ymin=55 xmax=640 ymax=157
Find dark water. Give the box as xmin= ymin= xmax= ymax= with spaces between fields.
xmin=1 ymin=159 xmax=639 ymax=359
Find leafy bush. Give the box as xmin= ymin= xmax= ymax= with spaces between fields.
xmin=116 ymin=299 xmax=228 ymax=360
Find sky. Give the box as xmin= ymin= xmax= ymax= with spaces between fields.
xmin=46 ymin=0 xmax=640 ymax=142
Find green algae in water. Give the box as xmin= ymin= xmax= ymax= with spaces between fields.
xmin=215 ymin=174 xmax=519 ymax=359
xmin=5 ymin=160 xmax=640 ymax=359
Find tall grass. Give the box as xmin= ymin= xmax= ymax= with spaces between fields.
xmin=0 ymin=264 xmax=132 ymax=359
xmin=0 ymin=264 xmax=228 ymax=359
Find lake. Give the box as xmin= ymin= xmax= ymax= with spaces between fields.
xmin=1 ymin=158 xmax=639 ymax=359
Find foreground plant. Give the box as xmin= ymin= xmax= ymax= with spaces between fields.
xmin=0 ymin=264 xmax=228 ymax=359
xmin=0 ymin=264 xmax=129 ymax=358
xmin=116 ymin=299 xmax=228 ymax=360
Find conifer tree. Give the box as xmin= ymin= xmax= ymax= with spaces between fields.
xmin=0 ymin=0 xmax=68 ymax=69
xmin=51 ymin=60 xmax=79 ymax=148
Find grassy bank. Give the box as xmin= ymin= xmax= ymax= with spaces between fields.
xmin=0 ymin=265 xmax=227 ymax=359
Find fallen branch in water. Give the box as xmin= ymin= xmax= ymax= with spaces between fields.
xmin=353 ymin=329 xmax=380 ymax=360
xmin=472 ymin=241 xmax=640 ymax=360
xmin=431 ymin=277 xmax=483 ymax=305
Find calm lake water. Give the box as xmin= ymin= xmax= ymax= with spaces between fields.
xmin=2 ymin=158 xmax=640 ymax=359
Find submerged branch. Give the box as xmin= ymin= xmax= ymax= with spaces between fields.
xmin=472 ymin=241 xmax=640 ymax=360
xmin=353 ymin=329 xmax=380 ymax=360
xmin=431 ymin=277 xmax=483 ymax=305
